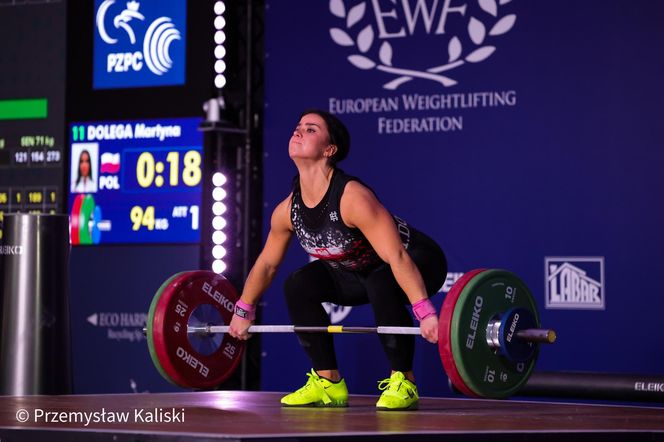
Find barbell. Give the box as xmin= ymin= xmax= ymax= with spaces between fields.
xmin=145 ymin=268 xmax=557 ymax=399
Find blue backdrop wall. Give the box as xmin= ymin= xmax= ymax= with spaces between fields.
xmin=70 ymin=245 xmax=198 ymax=393
xmin=259 ymin=0 xmax=664 ymax=397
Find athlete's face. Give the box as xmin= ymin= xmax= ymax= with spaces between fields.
xmin=79 ymin=151 xmax=91 ymax=178
xmin=289 ymin=113 xmax=336 ymax=162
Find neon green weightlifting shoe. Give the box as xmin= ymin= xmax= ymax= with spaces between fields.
xmin=280 ymin=369 xmax=348 ymax=407
xmin=376 ymin=371 xmax=419 ymax=411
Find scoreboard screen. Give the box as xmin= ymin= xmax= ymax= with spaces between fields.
xmin=68 ymin=117 xmax=203 ymax=245
xmin=0 ymin=1 xmax=66 ymax=240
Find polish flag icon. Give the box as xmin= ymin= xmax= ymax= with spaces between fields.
xmin=100 ymin=152 xmax=120 ymax=174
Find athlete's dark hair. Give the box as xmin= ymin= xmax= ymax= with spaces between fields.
xmin=300 ymin=109 xmax=350 ymax=164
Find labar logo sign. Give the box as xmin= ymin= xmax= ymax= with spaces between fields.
xmin=545 ymin=257 xmax=605 ymax=310
xmin=94 ymin=0 xmax=186 ymax=89
xmin=329 ymin=0 xmax=517 ymax=90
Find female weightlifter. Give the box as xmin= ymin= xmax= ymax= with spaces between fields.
xmin=228 ymin=109 xmax=447 ymax=410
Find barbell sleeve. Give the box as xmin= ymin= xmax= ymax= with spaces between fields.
xmin=516 ymin=328 xmax=557 ymax=344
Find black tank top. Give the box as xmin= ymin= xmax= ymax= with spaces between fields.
xmin=290 ymin=169 xmax=413 ymax=272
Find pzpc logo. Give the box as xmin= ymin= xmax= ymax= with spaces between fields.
xmin=94 ymin=0 xmax=186 ymax=89
xmin=329 ymin=0 xmax=516 ymax=89
xmin=545 ymin=257 xmax=605 ymax=310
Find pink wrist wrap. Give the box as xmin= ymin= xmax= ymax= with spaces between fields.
xmin=234 ymin=300 xmax=256 ymax=321
xmin=411 ymin=298 xmax=436 ymax=321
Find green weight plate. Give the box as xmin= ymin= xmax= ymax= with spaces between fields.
xmin=146 ymin=271 xmax=192 ymax=386
xmin=450 ymin=269 xmax=540 ymax=399
xmin=78 ymin=194 xmax=96 ymax=245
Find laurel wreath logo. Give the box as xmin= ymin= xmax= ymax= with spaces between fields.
xmin=329 ymin=0 xmax=516 ymax=89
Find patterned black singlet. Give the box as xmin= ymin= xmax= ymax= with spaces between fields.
xmin=290 ymin=169 xmax=413 ymax=272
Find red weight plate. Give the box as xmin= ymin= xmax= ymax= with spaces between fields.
xmin=69 ymin=194 xmax=84 ymax=245
xmin=438 ymin=268 xmax=487 ymax=397
xmin=151 ymin=270 xmax=244 ymax=389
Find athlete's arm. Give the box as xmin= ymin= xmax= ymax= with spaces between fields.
xmin=229 ymin=194 xmax=293 ymax=339
xmin=340 ymin=181 xmax=438 ymax=343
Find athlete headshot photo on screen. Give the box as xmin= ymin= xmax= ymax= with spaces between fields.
xmin=71 ymin=143 xmax=99 ymax=194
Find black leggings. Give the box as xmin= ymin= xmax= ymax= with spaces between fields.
xmin=283 ymin=233 xmax=447 ymax=373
